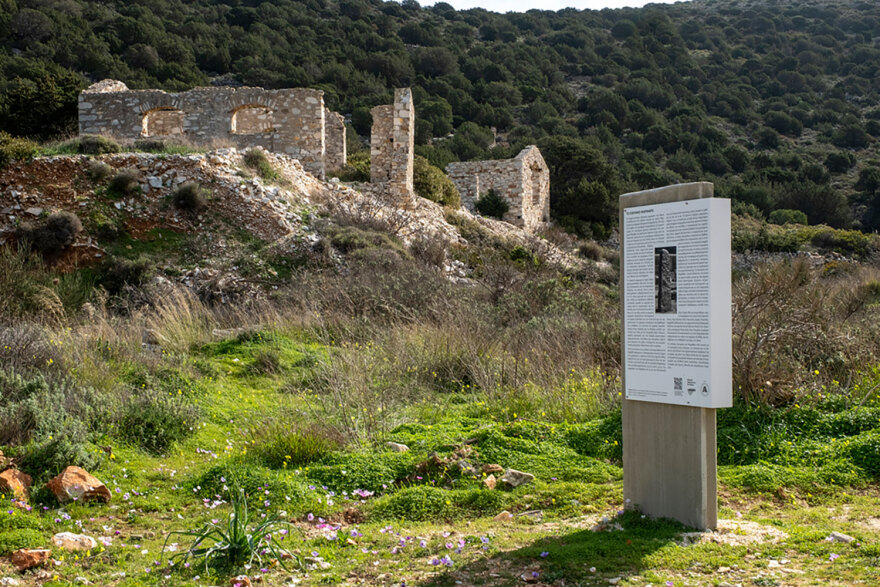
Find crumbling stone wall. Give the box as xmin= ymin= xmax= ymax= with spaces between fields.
xmin=324 ymin=109 xmax=346 ymax=173
xmin=78 ymin=80 xmax=346 ymax=179
xmin=446 ymin=145 xmax=550 ymax=232
xmin=370 ymin=88 xmax=414 ymax=204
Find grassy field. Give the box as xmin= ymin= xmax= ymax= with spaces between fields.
xmin=3 ymin=322 xmax=880 ymax=586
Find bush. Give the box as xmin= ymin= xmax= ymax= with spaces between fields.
xmin=117 ymin=386 xmax=199 ymax=454
xmin=475 ymin=189 xmax=510 ymax=220
xmin=0 ymin=529 xmax=44 ymax=555
xmin=108 ymin=169 xmax=141 ymax=197
xmin=247 ymin=421 xmax=344 ymax=468
xmin=243 ymin=148 xmax=280 ymax=181
xmin=84 ymin=160 xmax=112 ymax=182
xmin=16 ymin=211 xmax=82 ymax=259
xmin=413 ymin=155 xmax=460 ymax=207
xmin=326 ymin=225 xmax=408 ymax=257
xmin=333 ymin=150 xmax=370 ymax=182
xmin=99 ymin=256 xmax=154 ymax=295
xmin=768 ymin=209 xmax=808 ymax=226
xmin=368 ymin=486 xmax=450 ymax=521
xmin=849 ymin=430 xmax=880 ymax=477
xmin=0 ymin=131 xmax=38 ymax=168
xmin=171 ymin=182 xmax=209 ymax=213
xmin=76 ymin=134 xmax=121 ymax=155
xmin=247 ymin=349 xmax=283 ymax=375
xmin=0 ymin=369 xmax=106 ymax=481
xmin=578 ymin=241 xmax=604 ymax=261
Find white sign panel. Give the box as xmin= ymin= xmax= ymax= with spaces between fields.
xmin=622 ymin=198 xmax=731 ymax=408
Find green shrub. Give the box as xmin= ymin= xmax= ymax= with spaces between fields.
xmin=191 ymin=463 xmax=321 ymax=515
xmin=243 ymin=148 xmax=280 ymax=181
xmin=247 ymin=422 xmax=343 ymax=468
xmin=413 ymin=155 xmax=460 ymax=207
xmin=76 ymin=135 xmax=121 ymax=155
xmin=578 ymin=241 xmax=604 ymax=261
xmin=475 ymin=189 xmax=509 ymax=220
xmin=0 ymin=528 xmax=45 ymax=555
xmin=849 ymin=430 xmax=880 ymax=477
xmin=84 ymin=160 xmax=113 ymax=182
xmin=16 ymin=212 xmax=83 ymax=259
xmin=768 ymin=209 xmax=808 ymax=226
xmin=326 ymin=225 xmax=408 ymax=257
xmin=108 ymin=169 xmax=141 ymax=198
xmin=117 ymin=386 xmax=199 ymax=454
xmin=369 ymin=486 xmax=450 ymax=521
xmin=0 ymin=131 xmax=38 ymax=168
xmin=171 ymin=182 xmax=209 ymax=213
xmin=306 ymin=452 xmax=414 ymax=493
xmin=247 ymin=349 xmax=283 ymax=375
xmin=98 ymin=256 xmax=155 ymax=295
xmin=0 ymin=510 xmax=44 ymax=531
xmin=333 ymin=150 xmax=370 ymax=182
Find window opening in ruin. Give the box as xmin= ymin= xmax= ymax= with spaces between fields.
xmin=230 ymin=105 xmax=274 ymax=135
xmin=142 ymin=107 xmax=185 ymax=137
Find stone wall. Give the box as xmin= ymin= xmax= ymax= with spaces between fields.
xmin=78 ymin=80 xmax=346 ymax=179
xmin=446 ymin=145 xmax=550 ymax=232
xmin=370 ymin=88 xmax=414 ymax=204
xmin=324 ymin=110 xmax=346 ymax=173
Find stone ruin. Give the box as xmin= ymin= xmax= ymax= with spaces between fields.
xmin=369 ymin=88 xmax=415 ymax=205
xmin=446 ymin=145 xmax=550 ymax=232
xmin=79 ymin=82 xmax=550 ymax=232
xmin=78 ymin=80 xmax=345 ymax=179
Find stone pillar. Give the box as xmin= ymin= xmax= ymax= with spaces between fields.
xmin=370 ymin=104 xmax=393 ymax=184
xmin=324 ymin=109 xmax=346 ymax=172
xmin=390 ymin=88 xmax=414 ymax=198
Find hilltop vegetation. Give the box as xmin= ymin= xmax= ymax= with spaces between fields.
xmin=4 ymin=0 xmax=880 ymax=235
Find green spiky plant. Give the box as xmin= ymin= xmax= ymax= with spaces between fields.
xmin=163 ymin=483 xmax=301 ymax=572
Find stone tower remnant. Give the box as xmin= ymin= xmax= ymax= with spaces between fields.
xmin=78 ymin=80 xmax=346 ymax=179
xmin=445 ymin=145 xmax=550 ymax=233
xmin=370 ymin=88 xmax=415 ymax=204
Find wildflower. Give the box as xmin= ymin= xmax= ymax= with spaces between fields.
xmin=540 ymin=551 xmax=549 ymax=558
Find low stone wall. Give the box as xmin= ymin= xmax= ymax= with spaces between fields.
xmin=78 ymin=80 xmax=346 ymax=179
xmin=446 ymin=145 xmax=550 ymax=232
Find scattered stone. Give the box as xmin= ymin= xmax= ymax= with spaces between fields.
xmin=0 ymin=469 xmax=32 ymax=502
xmin=24 ymin=207 xmax=43 ymax=216
xmin=520 ymin=570 xmax=540 ymax=583
xmin=45 ymin=466 xmax=111 ymax=503
xmin=230 ymin=576 xmax=252 ymax=587
xmin=52 ymin=532 xmax=98 ymax=551
xmin=481 ymin=464 xmax=504 ymax=475
xmin=518 ymin=510 xmax=544 ymax=522
xmin=483 ymin=474 xmax=497 ymax=490
xmin=608 ymin=578 xmax=621 ymax=584
xmin=304 ymin=556 xmax=331 ymax=570
xmin=493 ymin=510 xmax=513 ymax=522
xmin=1 ymin=578 xmax=22 ymax=586
xmin=11 ymin=549 xmax=51 ymax=571
xmin=501 ymin=469 xmax=535 ymax=488
xmin=456 ymin=459 xmax=478 ymax=476
xmin=827 ymin=531 xmax=855 ymax=543
xmin=73 ymin=578 xmax=92 ymax=585
xmin=385 ymin=442 xmax=409 ymax=452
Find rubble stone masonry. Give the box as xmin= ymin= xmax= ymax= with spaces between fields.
xmin=446 ymin=145 xmax=550 ymax=232
xmin=370 ymin=88 xmax=415 ymax=204
xmin=78 ymin=80 xmax=346 ymax=179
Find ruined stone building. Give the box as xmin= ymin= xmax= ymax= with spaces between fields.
xmin=446 ymin=146 xmax=550 ymax=232
xmin=78 ymin=80 xmax=345 ymax=179
xmin=369 ymin=88 xmax=415 ymax=204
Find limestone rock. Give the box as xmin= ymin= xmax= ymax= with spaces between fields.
xmin=483 ymin=474 xmax=497 ymax=490
xmin=11 ymin=549 xmax=51 ymax=571
xmin=501 ymin=468 xmax=535 ymax=488
xmin=481 ymin=464 xmax=504 ymax=475
xmin=52 ymin=532 xmax=97 ymax=551
xmin=456 ymin=459 xmax=477 ymax=476
xmin=1 ymin=577 xmax=22 ymax=586
xmin=0 ymin=469 xmax=32 ymax=502
xmin=45 ymin=467 xmax=111 ymax=503
xmin=493 ymin=510 xmax=513 ymax=522
xmin=385 ymin=442 xmax=409 ymax=453
xmin=827 ymin=531 xmax=855 ymax=543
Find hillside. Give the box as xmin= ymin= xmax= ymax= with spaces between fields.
xmin=4 ymin=0 xmax=880 ymax=235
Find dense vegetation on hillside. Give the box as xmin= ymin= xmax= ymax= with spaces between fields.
xmin=4 ymin=0 xmax=880 ymax=235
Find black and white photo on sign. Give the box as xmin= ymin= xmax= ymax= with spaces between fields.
xmin=654 ymin=246 xmax=677 ymax=314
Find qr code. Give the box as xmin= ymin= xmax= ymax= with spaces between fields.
xmin=674 ymin=377 xmax=683 ymax=391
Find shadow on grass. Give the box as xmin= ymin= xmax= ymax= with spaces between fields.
xmin=418 ymin=511 xmax=689 ymax=586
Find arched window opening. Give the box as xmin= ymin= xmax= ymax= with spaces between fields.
xmin=142 ymin=108 xmax=185 ymax=137
xmin=230 ymin=105 xmax=274 ymax=135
